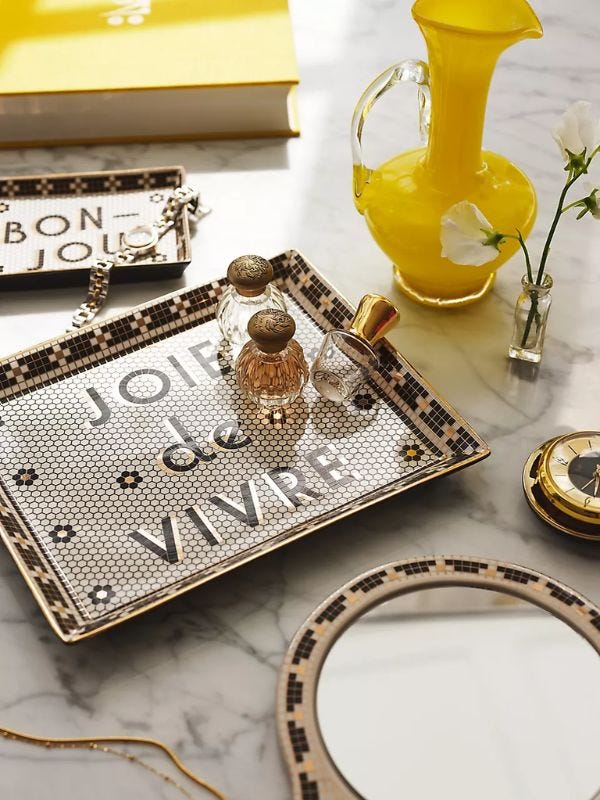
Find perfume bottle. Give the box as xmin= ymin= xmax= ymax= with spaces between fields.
xmin=310 ymin=293 xmax=399 ymax=402
xmin=236 ymin=309 xmax=308 ymax=408
xmin=216 ymin=255 xmax=287 ymax=345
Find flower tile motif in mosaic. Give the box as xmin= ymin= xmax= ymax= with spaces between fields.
xmin=49 ymin=524 xmax=77 ymax=544
xmin=351 ymin=390 xmax=376 ymax=411
xmin=88 ymin=585 xmax=116 ymax=606
xmin=116 ymin=471 xmax=143 ymax=490
xmin=401 ymin=443 xmax=425 ymax=462
xmin=12 ymin=468 xmax=39 ymax=486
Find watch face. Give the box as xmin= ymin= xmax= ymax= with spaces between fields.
xmin=544 ymin=433 xmax=600 ymax=517
xmin=123 ymin=224 xmax=159 ymax=252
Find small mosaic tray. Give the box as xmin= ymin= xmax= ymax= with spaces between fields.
xmin=0 ymin=250 xmax=489 ymax=642
xmin=0 ymin=166 xmax=191 ymax=288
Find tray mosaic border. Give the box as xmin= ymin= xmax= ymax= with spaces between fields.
xmin=276 ymin=555 xmax=600 ymax=800
xmin=0 ymin=165 xmax=191 ymax=288
xmin=0 ymin=250 xmax=489 ymax=642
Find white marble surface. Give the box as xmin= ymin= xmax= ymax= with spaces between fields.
xmin=1 ymin=1 xmax=600 ymax=798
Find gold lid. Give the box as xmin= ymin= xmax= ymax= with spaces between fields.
xmin=227 ymin=255 xmax=274 ymax=297
xmin=248 ymin=309 xmax=296 ymax=353
xmin=349 ymin=294 xmax=400 ymax=345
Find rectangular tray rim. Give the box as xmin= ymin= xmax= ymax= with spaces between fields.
xmin=0 ymin=164 xmax=192 ymax=281
xmin=0 ymin=249 xmax=491 ymax=642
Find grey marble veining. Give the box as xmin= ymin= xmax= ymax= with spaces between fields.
xmin=1 ymin=1 xmax=600 ymax=798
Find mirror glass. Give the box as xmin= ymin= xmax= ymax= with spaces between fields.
xmin=317 ymin=586 xmax=600 ymax=800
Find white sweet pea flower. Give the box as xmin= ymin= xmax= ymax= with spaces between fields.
xmin=582 ymin=182 xmax=600 ymax=219
xmin=553 ymin=101 xmax=600 ymax=163
xmin=440 ymin=201 xmax=502 ymax=267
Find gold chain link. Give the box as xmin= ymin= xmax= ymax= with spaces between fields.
xmin=69 ymin=185 xmax=205 ymax=331
xmin=1 ymin=725 xmax=227 ymax=800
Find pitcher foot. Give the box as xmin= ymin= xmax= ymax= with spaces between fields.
xmin=393 ymin=267 xmax=496 ymax=308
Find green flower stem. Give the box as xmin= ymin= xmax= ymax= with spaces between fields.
xmin=519 ymin=151 xmax=596 ymax=350
xmin=516 ymin=231 xmax=533 ymax=284
xmin=535 ymin=171 xmax=582 ymax=284
xmin=502 ymin=232 xmax=534 ymax=283
xmin=520 ymin=293 xmax=539 ymax=350
xmin=561 ymin=199 xmax=584 ymax=214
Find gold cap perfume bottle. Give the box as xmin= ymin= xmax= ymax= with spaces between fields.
xmin=216 ymin=255 xmax=287 ymax=345
xmin=310 ymin=293 xmax=399 ymax=403
xmin=236 ymin=309 xmax=308 ymax=407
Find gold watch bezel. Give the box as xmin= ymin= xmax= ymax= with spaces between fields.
xmin=538 ymin=431 xmax=600 ymax=524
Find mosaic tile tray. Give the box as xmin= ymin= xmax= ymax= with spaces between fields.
xmin=0 ymin=250 xmax=490 ymax=642
xmin=0 ymin=166 xmax=191 ymax=288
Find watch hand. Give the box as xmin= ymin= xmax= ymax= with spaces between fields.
xmin=580 ymin=477 xmax=595 ymax=491
xmin=595 ymin=477 xmax=599 ymax=497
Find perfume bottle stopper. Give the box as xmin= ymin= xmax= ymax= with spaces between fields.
xmin=248 ymin=308 xmax=296 ymax=351
xmin=228 ymin=255 xmax=274 ymax=296
xmin=349 ymin=293 xmax=400 ymax=344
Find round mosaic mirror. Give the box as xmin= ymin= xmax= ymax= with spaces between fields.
xmin=277 ymin=557 xmax=600 ymax=800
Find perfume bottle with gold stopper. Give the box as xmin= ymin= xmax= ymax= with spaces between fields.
xmin=310 ymin=293 xmax=399 ymax=402
xmin=216 ymin=255 xmax=286 ymax=345
xmin=236 ymin=309 xmax=308 ymax=407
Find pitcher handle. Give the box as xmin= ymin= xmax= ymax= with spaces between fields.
xmin=351 ymin=60 xmax=430 ymax=199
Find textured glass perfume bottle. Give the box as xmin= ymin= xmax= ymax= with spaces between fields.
xmin=216 ymin=255 xmax=286 ymax=345
xmin=236 ymin=309 xmax=308 ymax=407
xmin=310 ymin=294 xmax=399 ymax=402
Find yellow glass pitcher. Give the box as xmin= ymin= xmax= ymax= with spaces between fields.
xmin=352 ymin=0 xmax=543 ymax=307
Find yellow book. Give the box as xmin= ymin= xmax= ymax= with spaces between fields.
xmin=0 ymin=0 xmax=300 ymax=146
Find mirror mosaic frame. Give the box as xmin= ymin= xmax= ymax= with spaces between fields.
xmin=277 ymin=556 xmax=600 ymax=800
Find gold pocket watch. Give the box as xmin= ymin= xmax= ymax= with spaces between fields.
xmin=523 ymin=431 xmax=600 ymax=540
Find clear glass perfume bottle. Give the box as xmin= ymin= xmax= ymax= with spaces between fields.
xmin=310 ymin=294 xmax=399 ymax=402
xmin=236 ymin=309 xmax=308 ymax=407
xmin=216 ymin=255 xmax=286 ymax=345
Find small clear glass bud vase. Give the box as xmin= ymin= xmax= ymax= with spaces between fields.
xmin=508 ymin=274 xmax=553 ymax=364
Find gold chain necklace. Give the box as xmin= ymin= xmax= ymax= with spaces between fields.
xmin=1 ymin=725 xmax=227 ymax=800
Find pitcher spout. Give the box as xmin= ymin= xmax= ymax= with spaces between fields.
xmin=412 ymin=0 xmax=543 ymax=42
